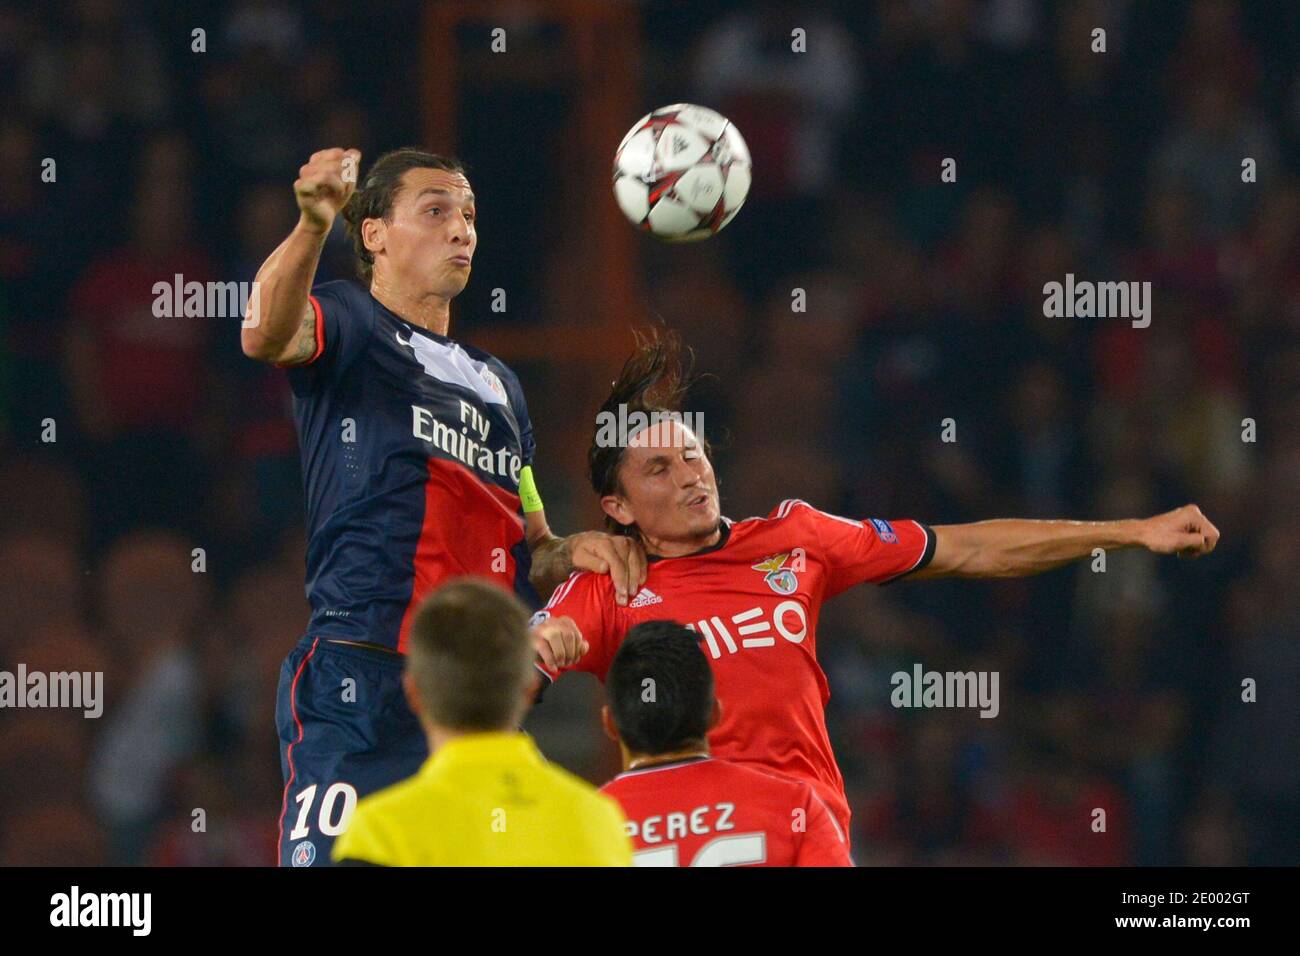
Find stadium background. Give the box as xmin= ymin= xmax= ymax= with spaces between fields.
xmin=0 ymin=0 xmax=1296 ymax=866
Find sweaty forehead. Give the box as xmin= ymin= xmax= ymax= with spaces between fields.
xmin=394 ymin=167 xmax=474 ymax=205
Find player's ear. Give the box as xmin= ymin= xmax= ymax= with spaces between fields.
xmin=600 ymin=494 xmax=633 ymax=528
xmin=401 ymin=670 xmax=423 ymax=719
xmin=708 ymin=697 xmax=722 ymax=731
xmin=600 ymin=705 xmax=621 ymax=743
xmin=361 ymin=216 xmax=385 ymax=260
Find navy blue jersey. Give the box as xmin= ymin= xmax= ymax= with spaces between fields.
xmin=285 ymin=280 xmax=538 ymax=651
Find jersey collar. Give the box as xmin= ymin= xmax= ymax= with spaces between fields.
xmin=369 ymin=289 xmax=455 ymax=345
xmin=615 ymin=755 xmax=712 ymax=779
xmin=645 ymin=518 xmax=732 ymax=564
xmin=425 ymin=731 xmax=544 ymax=772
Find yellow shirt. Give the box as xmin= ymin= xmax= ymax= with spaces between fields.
xmin=331 ymin=731 xmax=632 ymax=866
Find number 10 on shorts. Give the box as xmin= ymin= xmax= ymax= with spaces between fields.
xmin=289 ymin=782 xmax=359 ymax=840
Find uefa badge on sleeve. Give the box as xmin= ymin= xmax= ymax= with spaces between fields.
xmin=869 ymin=518 xmax=898 ymax=544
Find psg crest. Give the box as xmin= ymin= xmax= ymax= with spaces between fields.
xmin=478 ymin=366 xmax=507 ymax=402
xmin=291 ymin=840 xmax=317 ymax=867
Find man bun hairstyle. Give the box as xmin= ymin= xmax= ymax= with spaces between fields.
xmin=342 ymin=148 xmax=467 ymax=283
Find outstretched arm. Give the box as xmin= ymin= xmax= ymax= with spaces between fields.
xmin=525 ymin=510 xmax=647 ymax=606
xmin=911 ymin=504 xmax=1219 ymax=580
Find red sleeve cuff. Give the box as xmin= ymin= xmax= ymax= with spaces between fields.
xmin=272 ymin=295 xmax=326 ymax=368
xmin=878 ymin=521 xmax=936 ymax=585
xmin=531 ymin=661 xmax=556 ymax=705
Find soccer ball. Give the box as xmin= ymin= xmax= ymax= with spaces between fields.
xmin=612 ymin=103 xmax=752 ymax=242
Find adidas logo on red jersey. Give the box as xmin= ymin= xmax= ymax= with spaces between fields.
xmin=629 ymin=588 xmax=664 ymax=608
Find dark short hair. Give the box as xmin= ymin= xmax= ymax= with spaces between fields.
xmin=588 ymin=328 xmax=710 ymax=538
xmin=406 ymin=578 xmax=534 ymax=732
xmin=342 ymin=148 xmax=467 ymax=283
xmin=606 ymin=620 xmax=714 ymax=756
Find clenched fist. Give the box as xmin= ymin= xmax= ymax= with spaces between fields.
xmin=295 ymin=147 xmax=361 ymax=234
xmin=531 ymin=615 xmax=589 ymax=671
xmin=1141 ymin=504 xmax=1221 ymax=558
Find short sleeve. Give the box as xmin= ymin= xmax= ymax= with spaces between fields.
xmin=793 ymin=786 xmax=854 ymax=867
xmin=284 ymin=280 xmax=376 ymax=394
xmin=529 ymin=572 xmax=619 ymax=682
xmin=777 ymin=500 xmax=934 ymax=598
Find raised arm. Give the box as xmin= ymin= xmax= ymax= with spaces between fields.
xmin=241 ymin=147 xmax=360 ymax=365
xmin=911 ymin=504 xmax=1220 ymax=580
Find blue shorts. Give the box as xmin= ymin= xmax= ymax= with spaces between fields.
xmin=275 ymin=635 xmax=428 ymax=867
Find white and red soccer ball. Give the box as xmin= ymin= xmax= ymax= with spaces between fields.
xmin=612 ymin=103 xmax=752 ymax=242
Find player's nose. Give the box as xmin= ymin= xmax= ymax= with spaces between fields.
xmin=673 ymin=460 xmax=701 ymax=487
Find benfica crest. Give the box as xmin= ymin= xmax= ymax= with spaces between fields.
xmin=752 ymin=553 xmax=798 ymax=595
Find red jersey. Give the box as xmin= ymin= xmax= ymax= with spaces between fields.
xmin=536 ymin=499 xmax=935 ymax=840
xmin=601 ymin=756 xmax=853 ymax=867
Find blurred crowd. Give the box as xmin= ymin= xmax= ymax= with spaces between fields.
xmin=0 ymin=0 xmax=1296 ymax=865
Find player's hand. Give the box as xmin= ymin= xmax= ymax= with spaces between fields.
xmin=567 ymin=531 xmax=648 ymax=606
xmin=295 ymin=147 xmax=361 ymax=234
xmin=531 ymin=616 xmax=589 ymax=671
xmin=1139 ymin=504 xmax=1220 ymax=557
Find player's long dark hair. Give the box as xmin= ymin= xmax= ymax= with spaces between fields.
xmin=588 ymin=327 xmax=711 ymax=538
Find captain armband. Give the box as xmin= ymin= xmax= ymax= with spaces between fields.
xmin=518 ymin=465 xmax=544 ymax=514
